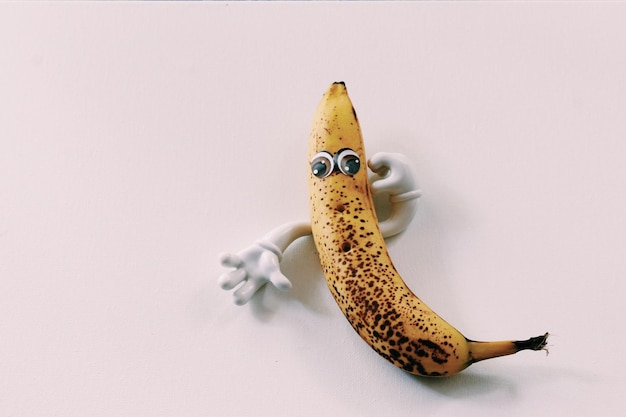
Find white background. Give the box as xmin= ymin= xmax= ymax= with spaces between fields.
xmin=2 ymin=2 xmax=626 ymax=416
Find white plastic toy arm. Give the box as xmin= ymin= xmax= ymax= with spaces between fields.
xmin=218 ymin=221 xmax=311 ymax=305
xmin=369 ymin=152 xmax=422 ymax=238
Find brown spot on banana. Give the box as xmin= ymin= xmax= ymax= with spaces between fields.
xmin=307 ymin=82 xmax=549 ymax=377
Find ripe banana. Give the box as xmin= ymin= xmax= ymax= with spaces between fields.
xmin=308 ymin=82 xmax=548 ymax=377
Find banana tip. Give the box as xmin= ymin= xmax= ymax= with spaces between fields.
xmin=514 ymin=332 xmax=550 ymax=355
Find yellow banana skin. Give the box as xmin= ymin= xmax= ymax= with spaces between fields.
xmin=308 ymin=82 xmax=548 ymax=377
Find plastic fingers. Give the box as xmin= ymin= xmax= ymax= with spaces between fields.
xmin=219 ymin=252 xmax=243 ymax=268
xmin=218 ymin=267 xmax=247 ymax=290
xmin=368 ymin=152 xmax=397 ymax=176
xmin=368 ymin=152 xmax=416 ymax=196
xmin=233 ymin=279 xmax=267 ymax=306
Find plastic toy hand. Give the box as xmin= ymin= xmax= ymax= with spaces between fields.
xmin=368 ymin=152 xmax=421 ymax=200
xmin=218 ymin=242 xmax=292 ymax=305
xmin=368 ymin=152 xmax=422 ymax=238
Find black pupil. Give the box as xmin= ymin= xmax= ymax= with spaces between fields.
xmin=342 ymin=156 xmax=360 ymax=175
xmin=312 ymin=159 xmax=329 ymax=177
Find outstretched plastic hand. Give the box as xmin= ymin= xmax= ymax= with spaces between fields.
xmin=218 ymin=242 xmax=292 ymax=305
xmin=218 ymin=222 xmax=312 ymax=305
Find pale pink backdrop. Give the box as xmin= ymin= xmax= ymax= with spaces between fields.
xmin=1 ymin=2 xmax=625 ymax=416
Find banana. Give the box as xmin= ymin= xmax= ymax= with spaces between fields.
xmin=308 ymin=82 xmax=548 ymax=377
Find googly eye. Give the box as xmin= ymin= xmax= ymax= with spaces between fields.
xmin=310 ymin=151 xmax=334 ymax=178
xmin=335 ymin=148 xmax=361 ymax=176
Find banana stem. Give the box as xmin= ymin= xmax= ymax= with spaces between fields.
xmin=468 ymin=333 xmax=549 ymax=363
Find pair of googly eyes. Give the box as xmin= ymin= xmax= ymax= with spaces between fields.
xmin=310 ymin=148 xmax=361 ymax=178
